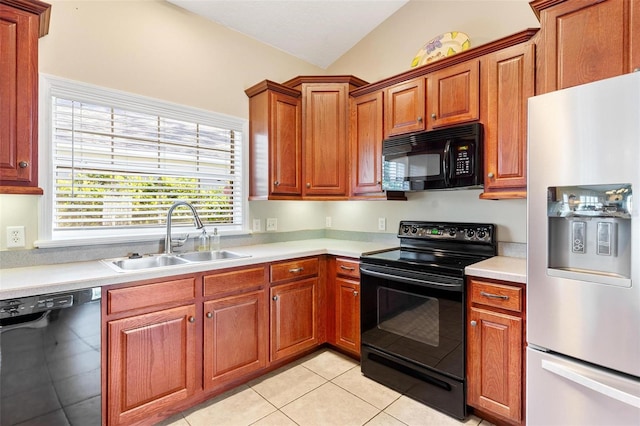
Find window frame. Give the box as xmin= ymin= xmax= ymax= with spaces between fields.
xmin=37 ymin=74 xmax=249 ymax=248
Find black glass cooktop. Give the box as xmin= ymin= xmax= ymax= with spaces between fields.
xmin=361 ymin=248 xmax=490 ymax=276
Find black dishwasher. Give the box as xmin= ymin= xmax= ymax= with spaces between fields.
xmin=0 ymin=287 xmax=101 ymax=426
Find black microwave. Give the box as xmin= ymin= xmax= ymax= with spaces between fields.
xmin=382 ymin=123 xmax=483 ymax=191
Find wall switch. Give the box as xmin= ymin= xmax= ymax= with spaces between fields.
xmin=7 ymin=226 xmax=25 ymax=248
xmin=252 ymin=219 xmax=262 ymax=232
xmin=325 ymin=216 xmax=332 ymax=227
xmin=378 ymin=217 xmax=386 ymax=231
xmin=266 ymin=218 xmax=277 ymax=231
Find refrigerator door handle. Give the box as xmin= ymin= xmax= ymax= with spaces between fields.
xmin=542 ymin=359 xmax=640 ymax=408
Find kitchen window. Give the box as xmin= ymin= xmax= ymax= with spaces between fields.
xmin=38 ymin=75 xmax=247 ymax=246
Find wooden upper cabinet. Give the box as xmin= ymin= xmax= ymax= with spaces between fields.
xmin=302 ymin=83 xmax=349 ymax=197
xmin=246 ymin=81 xmax=302 ymax=200
xmin=350 ymin=90 xmax=384 ymax=197
xmin=481 ymin=42 xmax=535 ymax=199
xmin=0 ymin=0 xmax=51 ymax=194
xmin=384 ymin=77 xmax=425 ymax=138
xmin=532 ymin=0 xmax=640 ymax=94
xmin=426 ymin=59 xmax=480 ymax=129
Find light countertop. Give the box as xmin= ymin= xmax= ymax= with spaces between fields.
xmin=0 ymin=239 xmax=396 ymax=299
xmin=1 ymin=240 xmax=526 ymax=299
xmin=465 ymin=256 xmax=526 ymax=284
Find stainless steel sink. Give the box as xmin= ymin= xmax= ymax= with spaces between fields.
xmin=176 ymin=250 xmax=248 ymax=262
xmin=109 ymin=254 xmax=190 ymax=271
xmin=104 ymin=250 xmax=250 ymax=272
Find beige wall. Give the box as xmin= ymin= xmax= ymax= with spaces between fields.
xmin=0 ymin=0 xmax=537 ymax=250
xmin=328 ymin=0 xmax=539 ymax=82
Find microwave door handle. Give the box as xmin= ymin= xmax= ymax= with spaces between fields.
xmin=443 ymin=139 xmax=452 ymax=186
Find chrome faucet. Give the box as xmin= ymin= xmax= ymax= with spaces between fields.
xmin=165 ymin=201 xmax=204 ymax=254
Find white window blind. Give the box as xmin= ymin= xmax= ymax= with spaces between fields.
xmin=44 ymin=76 xmax=245 ymax=241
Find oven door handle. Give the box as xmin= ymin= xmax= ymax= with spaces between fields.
xmin=360 ymin=266 xmax=462 ymax=291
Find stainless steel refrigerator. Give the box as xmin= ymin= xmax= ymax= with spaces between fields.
xmin=527 ymin=72 xmax=640 ymax=425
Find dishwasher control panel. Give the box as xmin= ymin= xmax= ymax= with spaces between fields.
xmin=0 ymin=294 xmax=74 ymax=319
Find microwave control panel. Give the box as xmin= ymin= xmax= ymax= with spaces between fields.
xmin=454 ymin=145 xmax=472 ymax=177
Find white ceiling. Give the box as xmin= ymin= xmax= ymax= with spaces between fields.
xmin=167 ymin=0 xmax=409 ymax=69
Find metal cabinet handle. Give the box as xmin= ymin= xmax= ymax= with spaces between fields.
xmin=274 ymin=180 xmax=280 ymax=186
xmin=289 ymin=267 xmax=304 ymax=273
xmin=487 ymin=172 xmax=495 ymax=179
xmin=18 ymin=161 xmax=29 ymax=168
xmin=206 ymin=312 xmax=213 ymax=318
xmin=480 ymin=291 xmax=509 ymax=300
xmin=431 ymin=113 xmax=437 ymax=119
xmin=353 ymin=290 xmax=359 ymax=296
xmin=470 ymin=320 xmax=477 ymax=327
xmin=340 ymin=265 xmax=355 ymax=271
xmin=272 ymin=296 xmax=278 ymax=301
xmin=417 ymin=116 xmax=423 ymax=123
xmin=188 ymin=316 xmax=196 ymax=323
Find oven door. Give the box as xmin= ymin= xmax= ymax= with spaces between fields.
xmin=359 ymin=263 xmax=467 ymax=419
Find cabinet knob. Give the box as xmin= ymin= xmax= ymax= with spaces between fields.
xmin=272 ymin=296 xmax=278 ymax=301
xmin=487 ymin=172 xmax=495 ymax=179
xmin=306 ymin=183 xmax=311 ymax=188
xmin=274 ymin=180 xmax=280 ymax=187
xmin=417 ymin=116 xmax=423 ymax=123
xmin=431 ymin=113 xmax=436 ymax=119
xmin=470 ymin=320 xmax=477 ymax=327
xmin=206 ymin=312 xmax=213 ymax=318
xmin=188 ymin=316 xmax=196 ymax=323
xmin=18 ymin=161 xmax=28 ymax=169
xmin=353 ymin=290 xmax=359 ymax=296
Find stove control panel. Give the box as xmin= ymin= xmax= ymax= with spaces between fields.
xmin=398 ymin=222 xmax=494 ymax=243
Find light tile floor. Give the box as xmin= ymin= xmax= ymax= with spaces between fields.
xmin=158 ymin=349 xmax=495 ymax=426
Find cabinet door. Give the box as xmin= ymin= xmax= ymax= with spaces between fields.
xmin=481 ymin=42 xmax=534 ymax=199
xmin=0 ymin=5 xmax=39 ymax=190
xmin=537 ymin=0 xmax=638 ymax=93
xmin=270 ymin=91 xmax=302 ymax=196
xmin=467 ymin=306 xmax=522 ymax=424
xmin=203 ymin=290 xmax=267 ymax=391
xmin=335 ymin=277 xmax=360 ymax=355
xmin=107 ymin=305 xmax=197 ymax=426
xmin=384 ymin=77 xmax=425 ymax=138
xmin=270 ymin=278 xmax=318 ymax=361
xmin=426 ymin=60 xmax=480 ymax=129
xmin=303 ymin=83 xmax=348 ymax=196
xmin=350 ymin=91 xmax=384 ymax=196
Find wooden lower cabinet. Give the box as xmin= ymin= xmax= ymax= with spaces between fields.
xmin=203 ymin=290 xmax=268 ymax=390
xmin=107 ymin=304 xmax=197 ymax=426
xmin=270 ymin=277 xmax=319 ymax=361
xmin=333 ymin=257 xmax=360 ymax=356
xmin=466 ymin=277 xmax=525 ymax=425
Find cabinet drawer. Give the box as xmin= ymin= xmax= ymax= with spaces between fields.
xmin=336 ymin=258 xmax=359 ymax=279
xmin=469 ymin=279 xmax=522 ymax=313
xmin=204 ymin=266 xmax=267 ymax=298
xmin=108 ymin=278 xmax=196 ymax=314
xmin=271 ymin=257 xmax=319 ymax=284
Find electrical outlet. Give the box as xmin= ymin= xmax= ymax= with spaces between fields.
xmin=266 ymin=218 xmax=277 ymax=231
xmin=252 ymin=219 xmax=262 ymax=232
xmin=7 ymin=226 xmax=25 ymax=248
xmin=378 ymin=217 xmax=386 ymax=231
xmin=325 ymin=216 xmax=332 ymax=227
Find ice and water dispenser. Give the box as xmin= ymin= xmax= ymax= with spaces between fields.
xmin=547 ymin=184 xmax=632 ymax=286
